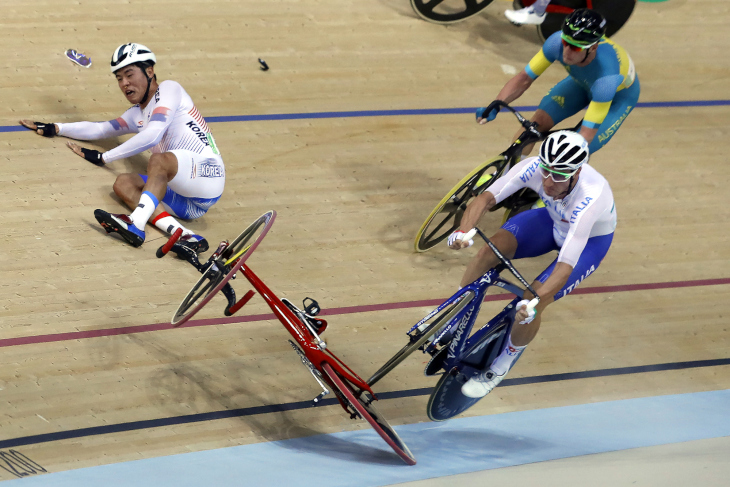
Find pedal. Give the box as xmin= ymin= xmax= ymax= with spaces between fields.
xmin=312 ymin=390 xmax=329 ymax=404
xmin=288 ymin=340 xmax=330 ymax=403
xmin=303 ymin=297 xmax=320 ymax=316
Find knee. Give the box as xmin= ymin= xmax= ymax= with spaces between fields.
xmin=147 ymin=153 xmax=165 ymax=170
xmin=113 ymin=174 xmax=133 ymax=197
xmin=147 ymin=152 xmax=177 ymax=179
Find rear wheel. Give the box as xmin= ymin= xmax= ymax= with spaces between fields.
xmin=415 ymin=156 xmax=506 ymax=252
xmin=410 ymin=0 xmax=496 ymax=24
xmin=321 ymin=363 xmax=417 ymax=465
xmin=171 ymin=210 xmax=276 ymax=326
xmin=513 ymin=0 xmax=637 ymax=43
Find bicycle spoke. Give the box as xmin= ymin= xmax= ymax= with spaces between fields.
xmin=421 ymin=0 xmax=446 ymax=14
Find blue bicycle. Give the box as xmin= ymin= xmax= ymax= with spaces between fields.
xmin=367 ymin=229 xmax=539 ymax=421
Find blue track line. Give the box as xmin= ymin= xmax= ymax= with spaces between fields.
xmin=3 ymin=99 xmax=729 ymax=133
xmin=1 ymin=357 xmax=728 ymax=450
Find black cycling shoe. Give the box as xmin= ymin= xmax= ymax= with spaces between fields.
xmin=94 ymin=209 xmax=145 ymax=247
xmin=178 ymin=234 xmax=209 ymax=253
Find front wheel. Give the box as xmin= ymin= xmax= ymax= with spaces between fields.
xmin=367 ymin=291 xmax=475 ymax=386
xmin=171 ymin=210 xmax=276 ymax=326
xmin=321 ymin=363 xmax=417 ymax=465
xmin=415 ymin=156 xmax=506 ymax=252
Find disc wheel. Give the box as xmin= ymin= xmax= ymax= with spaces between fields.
xmin=367 ymin=291 xmax=475 ymax=387
xmin=411 ymin=0 xmax=496 ymax=24
xmin=321 ymin=363 xmax=417 ymax=465
xmin=427 ymin=369 xmax=481 ymax=421
xmin=415 ymin=156 xmax=506 ymax=252
xmin=171 ymin=210 xmax=276 ymax=326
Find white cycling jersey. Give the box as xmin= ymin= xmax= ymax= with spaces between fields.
xmin=56 ymin=80 xmax=221 ymax=164
xmin=487 ymin=156 xmax=617 ymax=267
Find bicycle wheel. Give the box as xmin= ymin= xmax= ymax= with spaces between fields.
xmin=426 ymin=369 xmax=481 ymax=421
xmin=411 ymin=0 xmax=496 ymax=24
xmin=171 ymin=210 xmax=276 ymax=326
xmin=426 ymin=320 xmax=508 ymax=421
xmin=415 ymin=156 xmax=505 ymax=252
xmin=321 ymin=363 xmax=416 ymax=465
xmin=367 ymin=291 xmax=475 ymax=386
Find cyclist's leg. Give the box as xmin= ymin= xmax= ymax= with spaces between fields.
xmin=587 ymin=77 xmax=641 ymax=153
xmin=460 ymin=207 xmax=557 ymax=287
xmin=147 ymin=150 xmax=224 ymax=240
xmin=461 ymin=208 xmax=564 ymax=397
xmin=95 ymin=152 xmax=178 ymax=246
xmin=520 ymin=77 xmax=590 ymax=156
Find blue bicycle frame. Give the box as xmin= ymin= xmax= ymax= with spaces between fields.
xmin=422 ymin=266 xmax=528 ymax=421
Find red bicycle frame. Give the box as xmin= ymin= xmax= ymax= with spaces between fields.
xmin=238 ymin=264 xmax=377 ymax=404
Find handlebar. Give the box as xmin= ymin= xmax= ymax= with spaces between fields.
xmin=463 ymin=227 xmax=541 ymax=308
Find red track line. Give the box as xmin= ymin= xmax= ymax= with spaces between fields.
xmin=2 ymin=278 xmax=729 ymax=349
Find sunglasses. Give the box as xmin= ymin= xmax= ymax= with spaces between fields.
xmin=539 ymin=162 xmax=575 ymax=183
xmin=561 ymin=38 xmax=589 ymax=52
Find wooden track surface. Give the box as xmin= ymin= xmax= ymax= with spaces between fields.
xmin=1 ymin=0 xmax=729 ymax=478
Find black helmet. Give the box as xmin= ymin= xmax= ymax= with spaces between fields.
xmin=561 ymin=9 xmax=607 ymax=48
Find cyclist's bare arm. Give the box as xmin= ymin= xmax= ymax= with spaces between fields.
xmin=578 ymin=125 xmax=598 ymax=145
xmin=459 ymin=191 xmax=496 ymax=231
xmin=496 ymin=71 xmax=534 ymax=106
xmin=517 ymin=262 xmax=573 ymax=323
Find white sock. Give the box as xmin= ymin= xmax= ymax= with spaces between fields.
xmin=129 ymin=191 xmax=158 ymax=231
xmin=490 ymin=336 xmax=527 ymax=375
xmin=150 ymin=211 xmax=193 ymax=237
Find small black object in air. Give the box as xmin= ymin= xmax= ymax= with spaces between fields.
xmin=258 ymin=58 xmax=269 ymax=71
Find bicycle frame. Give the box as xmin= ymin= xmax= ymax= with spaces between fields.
xmin=411 ymin=265 xmax=524 ymax=362
xmin=237 ymin=263 xmax=377 ymax=403
xmin=422 ymin=269 xmax=529 ymax=421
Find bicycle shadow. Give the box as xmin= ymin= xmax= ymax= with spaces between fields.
xmin=273 ymin=427 xmax=407 ymax=466
xmin=399 ymin=425 xmax=549 ymax=461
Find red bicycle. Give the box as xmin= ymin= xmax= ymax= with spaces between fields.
xmin=157 ymin=211 xmax=416 ymax=465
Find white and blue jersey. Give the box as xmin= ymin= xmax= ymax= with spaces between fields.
xmin=487 ymin=157 xmax=617 ymax=300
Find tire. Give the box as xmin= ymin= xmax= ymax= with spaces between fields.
xmin=426 ymin=319 xmax=510 ymax=421
xmin=415 ymin=156 xmax=506 ymax=252
xmin=411 ymin=0 xmax=496 ymax=24
xmin=171 ymin=210 xmax=276 ymax=326
xmin=367 ymin=291 xmax=475 ymax=386
xmin=321 ymin=363 xmax=417 ymax=465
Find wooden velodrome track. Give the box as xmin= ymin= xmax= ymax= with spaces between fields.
xmin=1 ymin=0 xmax=729 ymax=482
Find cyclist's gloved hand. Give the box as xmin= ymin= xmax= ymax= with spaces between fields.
xmin=476 ymin=100 xmax=502 ymax=124
xmin=447 ymin=230 xmax=474 ymax=249
xmin=516 ymin=299 xmax=536 ymax=324
xmin=81 ymin=148 xmax=105 ymax=166
xmin=19 ymin=120 xmax=58 ymax=137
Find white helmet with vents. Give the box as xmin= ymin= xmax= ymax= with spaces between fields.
xmin=539 ymin=130 xmax=590 ymax=174
xmin=110 ymin=43 xmax=156 ymax=73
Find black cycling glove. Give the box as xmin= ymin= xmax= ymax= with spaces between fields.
xmin=34 ymin=122 xmax=57 ymax=137
xmin=81 ymin=148 xmax=105 ymax=166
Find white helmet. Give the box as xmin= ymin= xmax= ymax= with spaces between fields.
xmin=539 ymin=130 xmax=589 ymax=174
xmin=110 ymin=43 xmax=156 ymax=73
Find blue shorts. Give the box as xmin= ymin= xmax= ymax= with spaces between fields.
xmin=501 ymin=208 xmax=613 ymax=301
xmin=139 ymin=175 xmax=221 ymax=220
xmin=537 ymin=75 xmax=641 ymax=153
